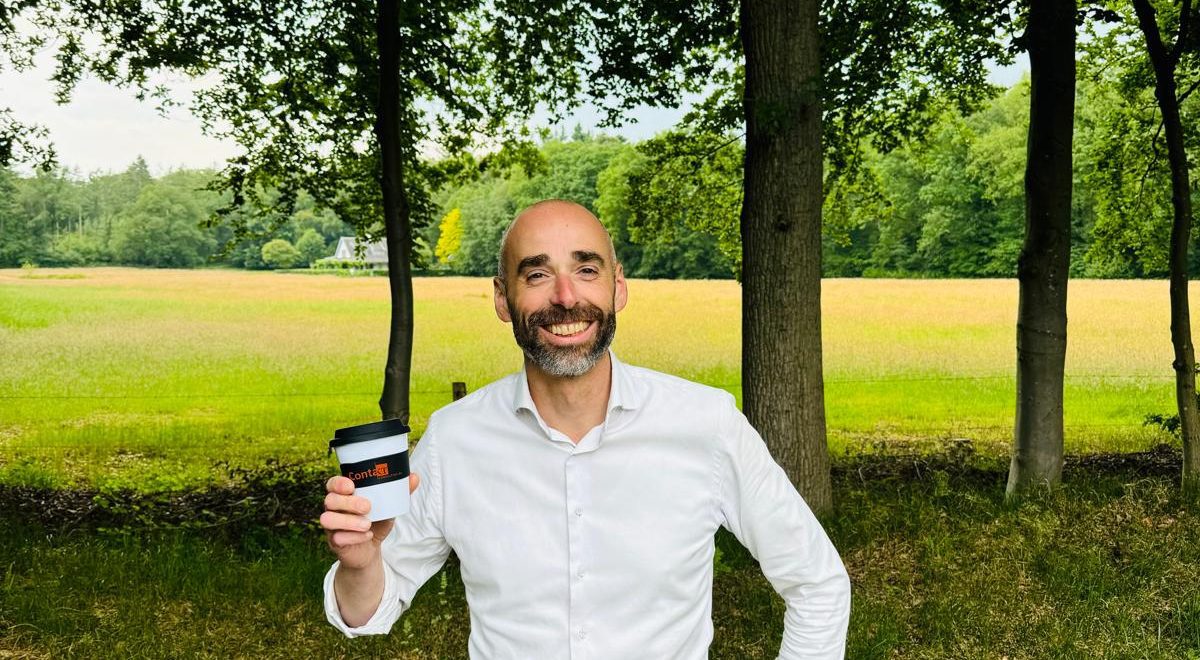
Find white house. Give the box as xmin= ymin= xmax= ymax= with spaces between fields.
xmin=330 ymin=237 xmax=389 ymax=269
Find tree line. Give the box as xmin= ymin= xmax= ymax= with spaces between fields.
xmin=3 ymin=0 xmax=1199 ymax=508
xmin=6 ymin=72 xmax=1198 ymax=281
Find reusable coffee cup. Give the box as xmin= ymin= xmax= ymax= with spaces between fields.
xmin=329 ymin=419 xmax=411 ymax=522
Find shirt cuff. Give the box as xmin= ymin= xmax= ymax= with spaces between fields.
xmin=323 ymin=559 xmax=403 ymax=638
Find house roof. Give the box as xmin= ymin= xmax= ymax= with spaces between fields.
xmin=333 ymin=237 xmax=389 ymax=264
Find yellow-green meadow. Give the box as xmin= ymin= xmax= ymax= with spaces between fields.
xmin=0 ymin=267 xmax=1179 ymax=490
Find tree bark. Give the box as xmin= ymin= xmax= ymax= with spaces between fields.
xmin=1132 ymin=0 xmax=1200 ymax=495
xmin=375 ymin=0 xmax=414 ymax=424
xmin=739 ymin=0 xmax=832 ymax=512
xmin=1007 ymin=0 xmax=1076 ymax=497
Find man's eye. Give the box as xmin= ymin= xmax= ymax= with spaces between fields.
xmin=526 ymin=272 xmax=547 ymax=281
xmin=580 ymin=267 xmax=599 ymax=277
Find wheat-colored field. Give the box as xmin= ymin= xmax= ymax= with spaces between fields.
xmin=0 ymin=267 xmax=1179 ymax=489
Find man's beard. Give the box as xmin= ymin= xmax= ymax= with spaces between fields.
xmin=510 ymin=300 xmax=617 ymax=378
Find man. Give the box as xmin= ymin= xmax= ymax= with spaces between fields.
xmin=320 ymin=199 xmax=851 ymax=658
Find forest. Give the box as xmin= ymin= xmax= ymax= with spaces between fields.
xmin=3 ymin=74 xmax=1196 ymax=280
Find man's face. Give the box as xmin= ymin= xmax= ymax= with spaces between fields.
xmin=494 ymin=204 xmax=627 ymax=378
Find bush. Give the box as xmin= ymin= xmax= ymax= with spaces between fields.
xmin=261 ymin=239 xmax=302 ymax=269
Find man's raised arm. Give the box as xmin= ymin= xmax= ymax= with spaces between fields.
xmin=320 ymin=433 xmax=451 ymax=637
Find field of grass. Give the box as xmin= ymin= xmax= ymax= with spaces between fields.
xmin=2 ymin=462 xmax=1197 ymax=658
xmin=0 ymin=267 xmax=1181 ymax=490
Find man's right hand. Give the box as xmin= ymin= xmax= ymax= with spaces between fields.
xmin=321 ymin=473 xmax=421 ymax=569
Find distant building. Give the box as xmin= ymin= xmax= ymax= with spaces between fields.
xmin=330 ymin=237 xmax=389 ymax=269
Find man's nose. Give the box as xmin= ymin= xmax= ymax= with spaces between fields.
xmin=550 ymin=274 xmax=578 ymax=308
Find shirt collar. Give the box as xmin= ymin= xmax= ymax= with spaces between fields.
xmin=512 ymin=350 xmax=645 ymax=416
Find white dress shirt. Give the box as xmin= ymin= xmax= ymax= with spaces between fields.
xmin=324 ymin=353 xmax=850 ymax=658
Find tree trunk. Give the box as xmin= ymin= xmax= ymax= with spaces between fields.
xmin=1007 ymin=0 xmax=1076 ymax=497
xmin=375 ymin=0 xmax=414 ymax=424
xmin=739 ymin=0 xmax=832 ymax=513
xmin=1133 ymin=0 xmax=1200 ymax=494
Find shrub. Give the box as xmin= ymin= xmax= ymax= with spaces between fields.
xmin=261 ymin=239 xmax=302 ymax=269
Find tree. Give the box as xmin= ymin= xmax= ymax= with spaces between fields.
xmin=41 ymin=0 xmax=601 ymax=424
xmin=738 ymin=0 xmax=832 ymax=510
xmin=434 ymin=208 xmax=463 ymax=267
xmin=575 ymin=0 xmax=1012 ymax=510
xmin=295 ymin=228 xmax=328 ymax=267
xmin=1129 ymin=0 xmax=1200 ymax=493
xmin=1007 ymin=0 xmax=1078 ymax=496
xmin=261 ymin=238 xmax=302 ymax=269
xmin=624 ymin=131 xmax=743 ymax=278
xmin=110 ymin=184 xmax=213 ymax=267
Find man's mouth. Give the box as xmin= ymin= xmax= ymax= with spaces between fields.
xmin=545 ymin=321 xmax=591 ymax=336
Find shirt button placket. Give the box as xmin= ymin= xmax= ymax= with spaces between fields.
xmin=565 ymin=454 xmax=586 ymax=659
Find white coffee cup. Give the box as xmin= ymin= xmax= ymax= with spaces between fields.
xmin=329 ymin=419 xmax=411 ymax=521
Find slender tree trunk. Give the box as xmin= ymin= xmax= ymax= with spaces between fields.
xmin=1007 ymin=0 xmax=1076 ymax=497
xmin=739 ymin=0 xmax=831 ymax=513
xmin=375 ymin=0 xmax=414 ymax=424
xmin=1133 ymin=0 xmax=1200 ymax=494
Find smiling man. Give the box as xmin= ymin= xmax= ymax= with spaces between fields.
xmin=320 ymin=199 xmax=851 ymax=658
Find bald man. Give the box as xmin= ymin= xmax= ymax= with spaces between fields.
xmin=320 ymin=200 xmax=851 ymax=658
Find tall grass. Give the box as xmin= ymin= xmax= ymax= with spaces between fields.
xmin=0 ymin=268 xmax=1178 ymax=489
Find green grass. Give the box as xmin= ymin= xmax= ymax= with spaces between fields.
xmin=0 ymin=268 xmax=1181 ymax=490
xmin=2 ymin=465 xmax=1196 ymax=658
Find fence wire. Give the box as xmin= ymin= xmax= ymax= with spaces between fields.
xmin=0 ymin=372 xmax=1177 ymax=400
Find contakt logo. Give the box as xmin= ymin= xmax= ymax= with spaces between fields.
xmin=348 ymin=462 xmax=390 ymax=482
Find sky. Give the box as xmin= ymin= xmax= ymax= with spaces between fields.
xmin=1 ymin=54 xmax=1028 ymax=178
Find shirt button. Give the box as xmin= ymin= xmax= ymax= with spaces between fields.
xmin=577 ymin=629 xmax=587 ymax=640
xmin=577 ymin=571 xmax=586 ymax=580
xmin=574 ymin=508 xmax=583 ymax=517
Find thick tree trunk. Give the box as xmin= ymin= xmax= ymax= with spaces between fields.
xmin=1007 ymin=0 xmax=1076 ymax=497
xmin=1133 ymin=0 xmax=1200 ymax=494
xmin=739 ymin=0 xmax=832 ymax=512
xmin=375 ymin=0 xmax=414 ymax=424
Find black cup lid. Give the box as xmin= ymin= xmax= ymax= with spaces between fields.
xmin=329 ymin=418 xmax=411 ymax=449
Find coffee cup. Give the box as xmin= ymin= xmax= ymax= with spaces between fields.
xmin=329 ymin=418 xmax=411 ymax=521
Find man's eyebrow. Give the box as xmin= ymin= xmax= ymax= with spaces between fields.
xmin=573 ymin=250 xmax=605 ymax=266
xmin=516 ymin=254 xmax=549 ymax=274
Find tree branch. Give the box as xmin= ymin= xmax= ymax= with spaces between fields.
xmin=1135 ymin=113 xmax=1166 ymax=213
xmin=1175 ymin=0 xmax=1194 ymax=65
xmin=1178 ymin=75 xmax=1200 ymax=106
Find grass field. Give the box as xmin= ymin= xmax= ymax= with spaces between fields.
xmin=0 ymin=267 xmax=1181 ymax=490
xmin=3 ymin=267 xmax=1198 ymax=658
xmin=3 ymin=463 xmax=1197 ymax=658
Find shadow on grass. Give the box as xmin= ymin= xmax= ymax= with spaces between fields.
xmin=1 ymin=445 xmax=1197 ymax=658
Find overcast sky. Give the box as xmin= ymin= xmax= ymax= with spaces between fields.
xmin=1 ymin=55 xmax=1028 ymax=178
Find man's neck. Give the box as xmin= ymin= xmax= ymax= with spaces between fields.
xmin=525 ymin=353 xmax=612 ymax=444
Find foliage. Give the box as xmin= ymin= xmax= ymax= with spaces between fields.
xmin=623 ymin=131 xmax=742 ymax=278
xmin=260 ymin=239 xmax=301 ymax=270
xmin=434 ymin=208 xmax=463 ymax=267
xmin=294 ymin=229 xmax=328 ymax=268
xmin=109 ymin=184 xmax=215 ymax=268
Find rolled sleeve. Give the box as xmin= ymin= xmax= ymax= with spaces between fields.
xmin=717 ymin=396 xmax=851 ymax=659
xmin=323 ymin=558 xmax=404 ymax=637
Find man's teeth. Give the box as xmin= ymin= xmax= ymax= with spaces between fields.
xmin=547 ymin=321 xmax=589 ymax=336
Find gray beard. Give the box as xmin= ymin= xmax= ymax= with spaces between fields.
xmin=511 ymin=305 xmax=617 ymax=378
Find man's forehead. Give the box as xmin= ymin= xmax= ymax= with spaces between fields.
xmin=503 ymin=203 xmax=612 ymax=263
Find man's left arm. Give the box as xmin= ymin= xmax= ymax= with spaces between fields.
xmin=717 ymin=396 xmax=851 ymax=659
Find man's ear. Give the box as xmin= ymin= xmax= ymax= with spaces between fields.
xmin=494 ymin=276 xmax=512 ymax=322
xmin=614 ymin=263 xmax=628 ymax=313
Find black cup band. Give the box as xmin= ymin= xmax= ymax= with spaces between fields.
xmin=341 ymin=452 xmax=410 ymax=488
